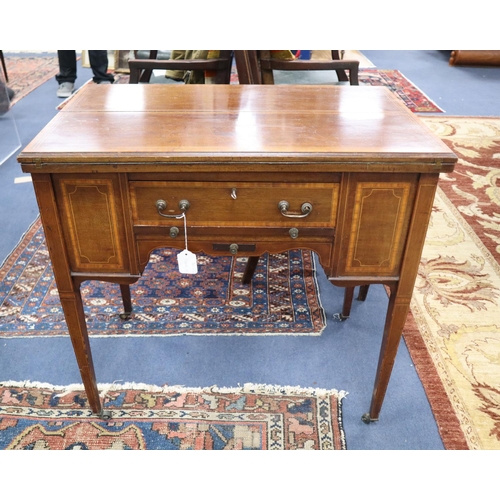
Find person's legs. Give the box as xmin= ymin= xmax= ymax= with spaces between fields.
xmin=56 ymin=50 xmax=77 ymax=97
xmin=88 ymin=50 xmax=114 ymax=83
xmin=56 ymin=50 xmax=77 ymax=84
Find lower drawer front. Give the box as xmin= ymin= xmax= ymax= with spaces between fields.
xmin=135 ymin=238 xmax=334 ymax=269
xmin=130 ymin=181 xmax=339 ymax=227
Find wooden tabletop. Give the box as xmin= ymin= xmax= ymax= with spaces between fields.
xmin=19 ymin=84 xmax=456 ymax=168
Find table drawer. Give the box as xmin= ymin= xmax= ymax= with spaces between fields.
xmin=130 ymin=181 xmax=339 ymax=227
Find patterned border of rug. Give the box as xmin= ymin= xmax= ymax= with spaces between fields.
xmin=0 ymin=381 xmax=347 ymax=450
xmin=358 ymin=69 xmax=443 ymax=113
xmin=3 ymin=54 xmax=60 ymax=105
xmin=0 ymin=219 xmax=326 ymax=338
xmin=405 ymin=116 xmax=500 ymax=450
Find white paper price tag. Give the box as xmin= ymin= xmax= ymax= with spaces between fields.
xmin=177 ymin=249 xmax=198 ymax=274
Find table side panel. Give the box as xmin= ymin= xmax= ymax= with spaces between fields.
xmin=333 ymin=172 xmax=418 ymax=278
xmin=52 ymin=174 xmax=131 ymax=273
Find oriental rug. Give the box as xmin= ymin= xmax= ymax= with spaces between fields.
xmin=405 ymin=116 xmax=500 ymax=450
xmin=0 ymin=381 xmax=346 ymax=450
xmin=358 ymin=69 xmax=443 ymax=113
xmin=0 ymin=227 xmax=326 ymax=337
xmin=2 ymin=54 xmax=60 ymax=105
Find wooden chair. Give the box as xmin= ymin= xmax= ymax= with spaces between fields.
xmin=234 ymin=50 xmax=359 ymax=85
xmin=128 ymin=50 xmax=234 ymax=84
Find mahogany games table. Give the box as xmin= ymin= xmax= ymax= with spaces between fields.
xmin=18 ymin=84 xmax=457 ymax=421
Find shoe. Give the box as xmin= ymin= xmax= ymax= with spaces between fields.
xmin=57 ymin=82 xmax=74 ymax=98
xmin=97 ymin=80 xmax=112 ymax=84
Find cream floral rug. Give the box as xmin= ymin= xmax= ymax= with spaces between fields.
xmin=411 ymin=116 xmax=500 ymax=449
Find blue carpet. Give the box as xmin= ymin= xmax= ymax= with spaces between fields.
xmin=361 ymin=50 xmax=500 ymax=116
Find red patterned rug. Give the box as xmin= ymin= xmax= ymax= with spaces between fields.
xmin=0 ymin=382 xmax=346 ymax=449
xmin=358 ymin=69 xmax=443 ymax=113
xmin=3 ymin=54 xmax=60 ymax=105
xmin=0 ymin=219 xmax=326 ymax=338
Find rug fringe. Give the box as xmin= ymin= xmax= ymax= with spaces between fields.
xmin=0 ymin=380 xmax=347 ymax=400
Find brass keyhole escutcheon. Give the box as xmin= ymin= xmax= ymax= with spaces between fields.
xmin=229 ymin=243 xmax=239 ymax=255
xmin=289 ymin=228 xmax=299 ymax=239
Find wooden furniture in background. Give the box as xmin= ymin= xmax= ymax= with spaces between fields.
xmin=128 ymin=50 xmax=234 ymax=84
xmin=449 ymin=50 xmax=500 ymax=66
xmin=235 ymin=50 xmax=359 ymax=85
xmin=18 ymin=84 xmax=456 ymax=422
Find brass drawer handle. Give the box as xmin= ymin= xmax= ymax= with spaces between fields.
xmin=278 ymin=200 xmax=313 ymax=218
xmin=156 ymin=199 xmax=190 ymax=218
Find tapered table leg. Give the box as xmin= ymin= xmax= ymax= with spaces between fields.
xmin=59 ymin=285 xmax=103 ymax=416
xmin=31 ymin=174 xmax=105 ymax=417
xmin=340 ymin=287 xmax=355 ymax=320
xmin=362 ymin=282 xmax=409 ymax=423
xmin=119 ymin=284 xmax=133 ymax=319
xmin=242 ymin=256 xmax=260 ymax=285
xmin=357 ymin=284 xmax=369 ymax=302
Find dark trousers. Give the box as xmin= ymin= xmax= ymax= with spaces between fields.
xmin=56 ymin=50 xmax=114 ymax=84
